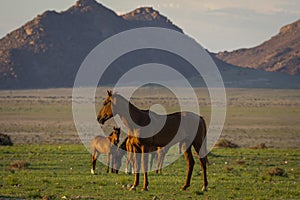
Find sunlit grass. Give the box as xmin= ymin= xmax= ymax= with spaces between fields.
xmin=0 ymin=145 xmax=299 ymax=199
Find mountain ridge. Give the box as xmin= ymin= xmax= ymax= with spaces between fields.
xmin=216 ymin=19 xmax=300 ymax=75
xmin=0 ymin=0 xmax=299 ymax=89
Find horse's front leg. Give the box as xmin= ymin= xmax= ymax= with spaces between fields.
xmin=141 ymin=145 xmax=149 ymax=191
xmin=130 ymin=173 xmax=139 ymax=191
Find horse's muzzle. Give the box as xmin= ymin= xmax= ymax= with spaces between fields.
xmin=97 ymin=117 xmax=105 ymax=125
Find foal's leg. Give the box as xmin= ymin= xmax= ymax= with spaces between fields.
xmin=106 ymin=152 xmax=110 ymax=173
xmin=91 ymin=151 xmax=98 ymax=174
xmin=141 ymin=145 xmax=149 ymax=191
xmin=181 ymin=147 xmax=195 ymax=190
xmin=125 ymin=157 xmax=131 ymax=174
xmin=130 ymin=151 xmax=141 ymax=191
xmin=110 ymin=153 xmax=116 ymax=173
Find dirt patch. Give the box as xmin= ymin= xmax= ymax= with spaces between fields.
xmin=6 ymin=132 xmax=81 ymax=144
xmin=1 ymin=88 xmax=300 ymax=148
xmin=250 ymin=143 xmax=268 ymax=149
xmin=215 ymin=139 xmax=239 ymax=148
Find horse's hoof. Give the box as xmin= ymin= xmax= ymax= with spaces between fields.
xmin=202 ymin=186 xmax=208 ymax=192
xmin=91 ymin=169 xmax=95 ymax=175
xmin=129 ymin=186 xmax=137 ymax=191
xmin=181 ymin=185 xmax=189 ymax=190
xmin=141 ymin=187 xmax=148 ymax=191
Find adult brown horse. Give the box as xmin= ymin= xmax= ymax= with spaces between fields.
xmin=90 ymin=126 xmax=121 ymax=174
xmin=97 ymin=90 xmax=208 ymax=191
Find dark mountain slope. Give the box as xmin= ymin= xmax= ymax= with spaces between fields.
xmin=0 ymin=0 xmax=185 ymax=89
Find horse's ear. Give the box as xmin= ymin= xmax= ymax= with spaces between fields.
xmin=107 ymin=90 xmax=112 ymax=97
xmin=111 ymin=96 xmax=117 ymax=105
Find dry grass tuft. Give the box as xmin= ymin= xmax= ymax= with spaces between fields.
xmin=224 ymin=166 xmax=234 ymax=171
xmin=8 ymin=160 xmax=30 ymax=170
xmin=235 ymin=159 xmax=246 ymax=165
xmin=215 ymin=139 xmax=239 ymax=148
xmin=267 ymin=167 xmax=285 ymax=177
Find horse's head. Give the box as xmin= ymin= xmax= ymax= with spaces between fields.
xmin=97 ymin=90 xmax=114 ymax=124
xmin=109 ymin=126 xmax=121 ymax=145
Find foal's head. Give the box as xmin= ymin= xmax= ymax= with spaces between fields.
xmin=97 ymin=90 xmax=114 ymax=124
xmin=109 ymin=126 xmax=121 ymax=145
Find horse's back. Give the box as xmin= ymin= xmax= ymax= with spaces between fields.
xmin=170 ymin=112 xmax=206 ymax=144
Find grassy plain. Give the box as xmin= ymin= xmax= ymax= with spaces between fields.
xmin=1 ymin=145 xmax=299 ymax=199
xmin=0 ymin=87 xmax=299 ymax=199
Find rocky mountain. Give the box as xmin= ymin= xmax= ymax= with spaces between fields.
xmin=0 ymin=0 xmax=183 ymax=89
xmin=121 ymin=7 xmax=183 ymax=33
xmin=216 ymin=19 xmax=300 ymax=75
xmin=0 ymin=0 xmax=299 ymax=89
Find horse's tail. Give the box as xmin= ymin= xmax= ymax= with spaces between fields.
xmin=201 ymin=117 xmax=209 ymax=165
xmin=178 ymin=141 xmax=183 ymax=154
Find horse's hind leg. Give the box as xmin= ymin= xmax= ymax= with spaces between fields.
xmin=157 ymin=147 xmax=165 ymax=174
xmin=193 ymin=142 xmax=208 ymax=192
xmin=199 ymin=157 xmax=208 ymax=192
xmin=181 ymin=147 xmax=195 ymax=190
xmin=149 ymin=152 xmax=156 ymax=172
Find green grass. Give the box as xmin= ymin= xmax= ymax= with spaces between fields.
xmin=1 ymin=145 xmax=299 ymax=199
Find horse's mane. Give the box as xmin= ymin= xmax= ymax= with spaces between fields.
xmin=114 ymin=94 xmax=156 ymax=116
xmin=109 ymin=131 xmax=114 ymax=137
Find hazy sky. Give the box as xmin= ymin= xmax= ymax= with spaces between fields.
xmin=1 ymin=0 xmax=299 ymax=52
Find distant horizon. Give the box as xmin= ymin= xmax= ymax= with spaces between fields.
xmin=0 ymin=0 xmax=299 ymax=52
